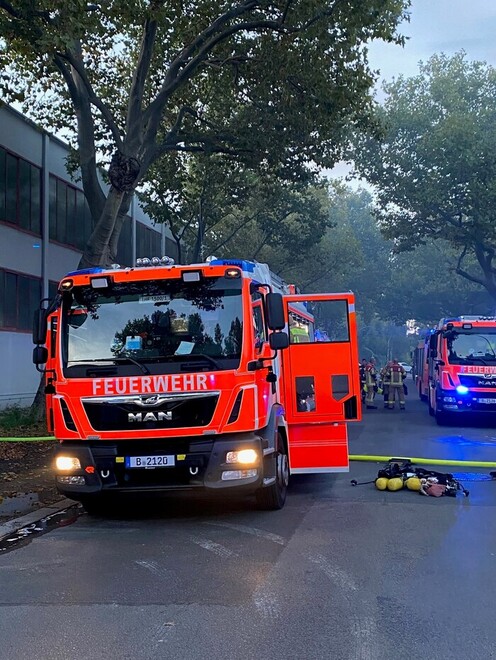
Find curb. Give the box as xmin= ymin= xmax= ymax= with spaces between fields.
xmin=0 ymin=498 xmax=76 ymax=539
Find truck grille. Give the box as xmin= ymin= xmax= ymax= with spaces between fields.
xmin=82 ymin=392 xmax=219 ymax=431
xmin=458 ymin=375 xmax=496 ymax=389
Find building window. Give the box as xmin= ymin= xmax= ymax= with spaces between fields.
xmin=49 ymin=175 xmax=93 ymax=251
xmin=0 ymin=268 xmax=41 ymax=332
xmin=136 ymin=222 xmax=161 ymax=259
xmin=0 ymin=147 xmax=42 ymax=235
xmin=116 ymin=216 xmax=133 ymax=267
xmin=48 ymin=280 xmax=59 ymax=301
xmin=165 ymin=236 xmax=179 ymax=262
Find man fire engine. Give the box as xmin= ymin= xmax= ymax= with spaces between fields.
xmin=418 ymin=316 xmax=496 ymax=424
xmin=33 ymin=257 xmax=361 ymax=513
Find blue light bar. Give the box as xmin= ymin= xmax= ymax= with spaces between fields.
xmin=456 ymin=385 xmax=469 ymax=395
xmin=66 ymin=267 xmax=105 ymax=276
xmin=209 ymin=259 xmax=255 ymax=272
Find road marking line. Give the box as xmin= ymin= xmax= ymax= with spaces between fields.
xmin=204 ymin=521 xmax=285 ymax=545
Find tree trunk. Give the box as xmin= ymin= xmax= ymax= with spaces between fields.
xmin=30 ymin=375 xmax=47 ymax=425
xmin=191 ymin=195 xmax=205 ymax=263
xmin=78 ymin=187 xmax=125 ymax=268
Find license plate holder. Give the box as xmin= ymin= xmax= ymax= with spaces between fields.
xmin=125 ymin=455 xmax=175 ymax=469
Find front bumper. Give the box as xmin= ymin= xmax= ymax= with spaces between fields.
xmin=53 ymin=433 xmax=265 ymax=498
xmin=437 ymin=389 xmax=496 ymax=414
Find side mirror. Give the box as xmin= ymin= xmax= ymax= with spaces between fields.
xmin=269 ymin=331 xmax=289 ymax=351
xmin=265 ymin=293 xmax=285 ymax=330
xmin=33 ymin=345 xmax=48 ymax=365
xmin=33 ymin=309 xmax=48 ymax=345
xmin=69 ymin=307 xmax=88 ymax=328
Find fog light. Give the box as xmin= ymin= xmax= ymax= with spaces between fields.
xmin=56 ymin=456 xmax=81 ymax=471
xmin=226 ymin=449 xmax=258 ymax=465
xmin=221 ymin=469 xmax=257 ymax=481
xmin=57 ymin=476 xmax=86 ymax=485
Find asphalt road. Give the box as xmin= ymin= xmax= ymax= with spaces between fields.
xmin=1 ymin=382 xmax=496 ymax=660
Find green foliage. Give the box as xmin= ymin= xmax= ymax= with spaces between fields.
xmin=143 ymin=153 xmax=335 ymax=270
xmin=321 ymin=185 xmax=493 ymax=331
xmin=0 ymin=405 xmax=39 ymax=430
xmin=358 ymin=317 xmax=413 ymax=366
xmin=352 ymin=51 xmax=496 ymax=301
xmin=0 ymin=0 xmax=410 ymax=267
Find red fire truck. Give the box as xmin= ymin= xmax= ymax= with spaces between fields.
xmin=413 ymin=337 xmax=429 ymax=402
xmin=33 ymin=257 xmax=361 ymax=512
xmin=419 ymin=316 xmax=496 ymax=425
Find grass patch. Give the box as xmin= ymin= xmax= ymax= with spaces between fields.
xmin=0 ymin=405 xmax=48 ymax=437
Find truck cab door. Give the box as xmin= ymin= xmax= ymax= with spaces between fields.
xmin=280 ymin=293 xmax=361 ymax=473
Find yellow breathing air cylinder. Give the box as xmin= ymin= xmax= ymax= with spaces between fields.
xmin=406 ymin=477 xmax=422 ymax=491
xmin=387 ymin=477 xmax=404 ymax=491
xmin=375 ymin=477 xmax=388 ymax=490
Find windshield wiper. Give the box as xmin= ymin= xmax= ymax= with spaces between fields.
xmin=113 ymin=356 xmax=151 ymax=374
xmin=467 ymin=356 xmax=489 ymax=366
xmin=167 ymin=353 xmax=222 ymax=369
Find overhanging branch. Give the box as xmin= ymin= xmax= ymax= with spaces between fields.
xmin=57 ymin=46 xmax=124 ymax=151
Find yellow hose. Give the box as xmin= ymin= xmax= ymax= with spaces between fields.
xmin=350 ymin=454 xmax=496 ymax=468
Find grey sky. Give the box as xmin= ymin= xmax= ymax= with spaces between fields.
xmin=368 ymin=0 xmax=496 ymax=84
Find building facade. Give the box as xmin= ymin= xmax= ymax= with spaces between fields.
xmin=0 ymin=104 xmax=176 ymax=408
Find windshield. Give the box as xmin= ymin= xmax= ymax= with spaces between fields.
xmin=62 ymin=276 xmax=243 ymax=373
xmin=446 ymin=329 xmax=496 ymax=365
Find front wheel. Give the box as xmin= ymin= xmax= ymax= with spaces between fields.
xmin=256 ymin=432 xmax=289 ymax=510
xmin=78 ymin=495 xmax=115 ymax=516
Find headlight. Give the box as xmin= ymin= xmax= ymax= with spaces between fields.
xmin=56 ymin=456 xmax=81 ymax=471
xmin=226 ymin=449 xmax=258 ymax=465
xmin=456 ymin=385 xmax=469 ymax=395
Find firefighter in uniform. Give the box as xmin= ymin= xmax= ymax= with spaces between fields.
xmin=365 ymin=359 xmax=378 ymax=409
xmin=359 ymin=358 xmax=367 ymax=403
xmin=380 ymin=361 xmax=392 ymax=408
xmin=289 ymin=317 xmax=310 ymax=343
xmin=385 ymin=359 xmax=407 ymax=409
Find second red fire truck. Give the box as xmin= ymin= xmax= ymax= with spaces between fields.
xmin=415 ymin=316 xmax=496 ymax=424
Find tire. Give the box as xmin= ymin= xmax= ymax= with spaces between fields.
xmin=78 ymin=495 xmax=112 ymax=516
xmin=419 ymin=382 xmax=428 ymax=403
xmin=256 ymin=432 xmax=289 ymax=510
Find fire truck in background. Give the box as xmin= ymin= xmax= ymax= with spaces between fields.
xmin=33 ymin=257 xmax=361 ymax=513
xmin=417 ymin=316 xmax=496 ymax=425
xmin=413 ymin=338 xmax=429 ymax=402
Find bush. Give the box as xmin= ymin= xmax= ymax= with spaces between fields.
xmin=0 ymin=406 xmax=48 ymax=436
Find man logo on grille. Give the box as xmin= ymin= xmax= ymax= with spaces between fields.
xmin=128 ymin=411 xmax=173 ymax=422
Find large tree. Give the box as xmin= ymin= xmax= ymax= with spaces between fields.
xmin=352 ymin=51 xmax=496 ymax=302
xmin=1 ymin=0 xmax=409 ymax=267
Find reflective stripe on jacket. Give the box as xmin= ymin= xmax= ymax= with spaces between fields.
xmin=387 ymin=364 xmax=405 ymax=385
